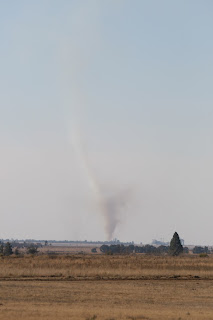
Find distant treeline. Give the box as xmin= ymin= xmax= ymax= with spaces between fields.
xmin=99 ymin=244 xmax=212 ymax=255
xmin=100 ymin=244 xmax=171 ymax=255
xmin=0 ymin=241 xmax=39 ymax=256
xmin=0 ymin=239 xmax=134 ymax=245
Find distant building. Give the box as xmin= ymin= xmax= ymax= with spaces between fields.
xmin=152 ymin=238 xmax=185 ymax=247
xmin=152 ymin=239 xmax=169 ymax=246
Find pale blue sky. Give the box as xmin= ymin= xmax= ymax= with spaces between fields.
xmin=1 ymin=1 xmax=213 ymax=244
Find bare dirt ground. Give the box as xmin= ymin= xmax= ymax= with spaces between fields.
xmin=0 ymin=254 xmax=213 ymax=319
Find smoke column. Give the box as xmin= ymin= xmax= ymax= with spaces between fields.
xmin=71 ymin=127 xmax=126 ymax=240
xmin=61 ymin=2 xmax=129 ymax=240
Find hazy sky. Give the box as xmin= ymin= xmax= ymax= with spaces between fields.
xmin=1 ymin=1 xmax=213 ymax=245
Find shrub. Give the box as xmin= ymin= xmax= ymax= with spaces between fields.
xmin=183 ymin=247 xmax=189 ymax=254
xmin=27 ymin=245 xmax=38 ymax=255
xmin=14 ymin=248 xmax=20 ymax=256
xmin=199 ymin=253 xmax=208 ymax=258
xmin=4 ymin=242 xmax=13 ymax=256
xmin=0 ymin=243 xmax=4 ymax=255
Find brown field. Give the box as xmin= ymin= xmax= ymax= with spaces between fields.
xmin=39 ymin=244 xmax=99 ymax=254
xmin=0 ymin=254 xmax=213 ymax=319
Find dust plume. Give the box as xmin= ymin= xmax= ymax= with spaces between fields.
xmin=61 ymin=2 xmax=130 ymax=240
xmin=71 ymin=128 xmax=129 ymax=240
xmin=101 ymin=189 xmax=129 ymax=240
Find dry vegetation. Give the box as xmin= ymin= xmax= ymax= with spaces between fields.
xmin=1 ymin=279 xmax=213 ymax=320
xmin=1 ymin=254 xmax=213 ymax=280
xmin=1 ymin=254 xmax=213 ymax=319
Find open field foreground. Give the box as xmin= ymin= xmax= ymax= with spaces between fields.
xmin=0 ymin=280 xmax=213 ymax=320
xmin=1 ymin=255 xmax=213 ymax=319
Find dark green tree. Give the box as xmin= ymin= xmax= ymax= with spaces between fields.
xmin=169 ymin=232 xmax=183 ymax=256
xmin=27 ymin=245 xmax=38 ymax=255
xmin=156 ymin=245 xmax=169 ymax=255
xmin=4 ymin=242 xmax=13 ymax=256
xmin=128 ymin=244 xmax=135 ymax=253
xmin=192 ymin=246 xmax=209 ymax=254
xmin=100 ymin=245 xmax=109 ymax=253
xmin=183 ymin=247 xmax=189 ymax=254
xmin=14 ymin=248 xmax=20 ymax=256
xmin=0 ymin=243 xmax=4 ymax=255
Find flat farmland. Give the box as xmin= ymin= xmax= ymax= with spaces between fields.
xmin=0 ymin=255 xmax=213 ymax=319
xmin=39 ymin=245 xmax=98 ymax=255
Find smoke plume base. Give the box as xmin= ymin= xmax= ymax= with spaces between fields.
xmin=71 ymin=128 xmax=129 ymax=240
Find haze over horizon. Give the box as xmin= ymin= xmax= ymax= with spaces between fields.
xmin=1 ymin=1 xmax=213 ymax=246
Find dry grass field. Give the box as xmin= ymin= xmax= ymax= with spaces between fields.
xmin=0 ymin=254 xmax=213 ymax=319
xmin=1 ymin=254 xmax=213 ymax=280
xmin=39 ymin=245 xmax=98 ymax=255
